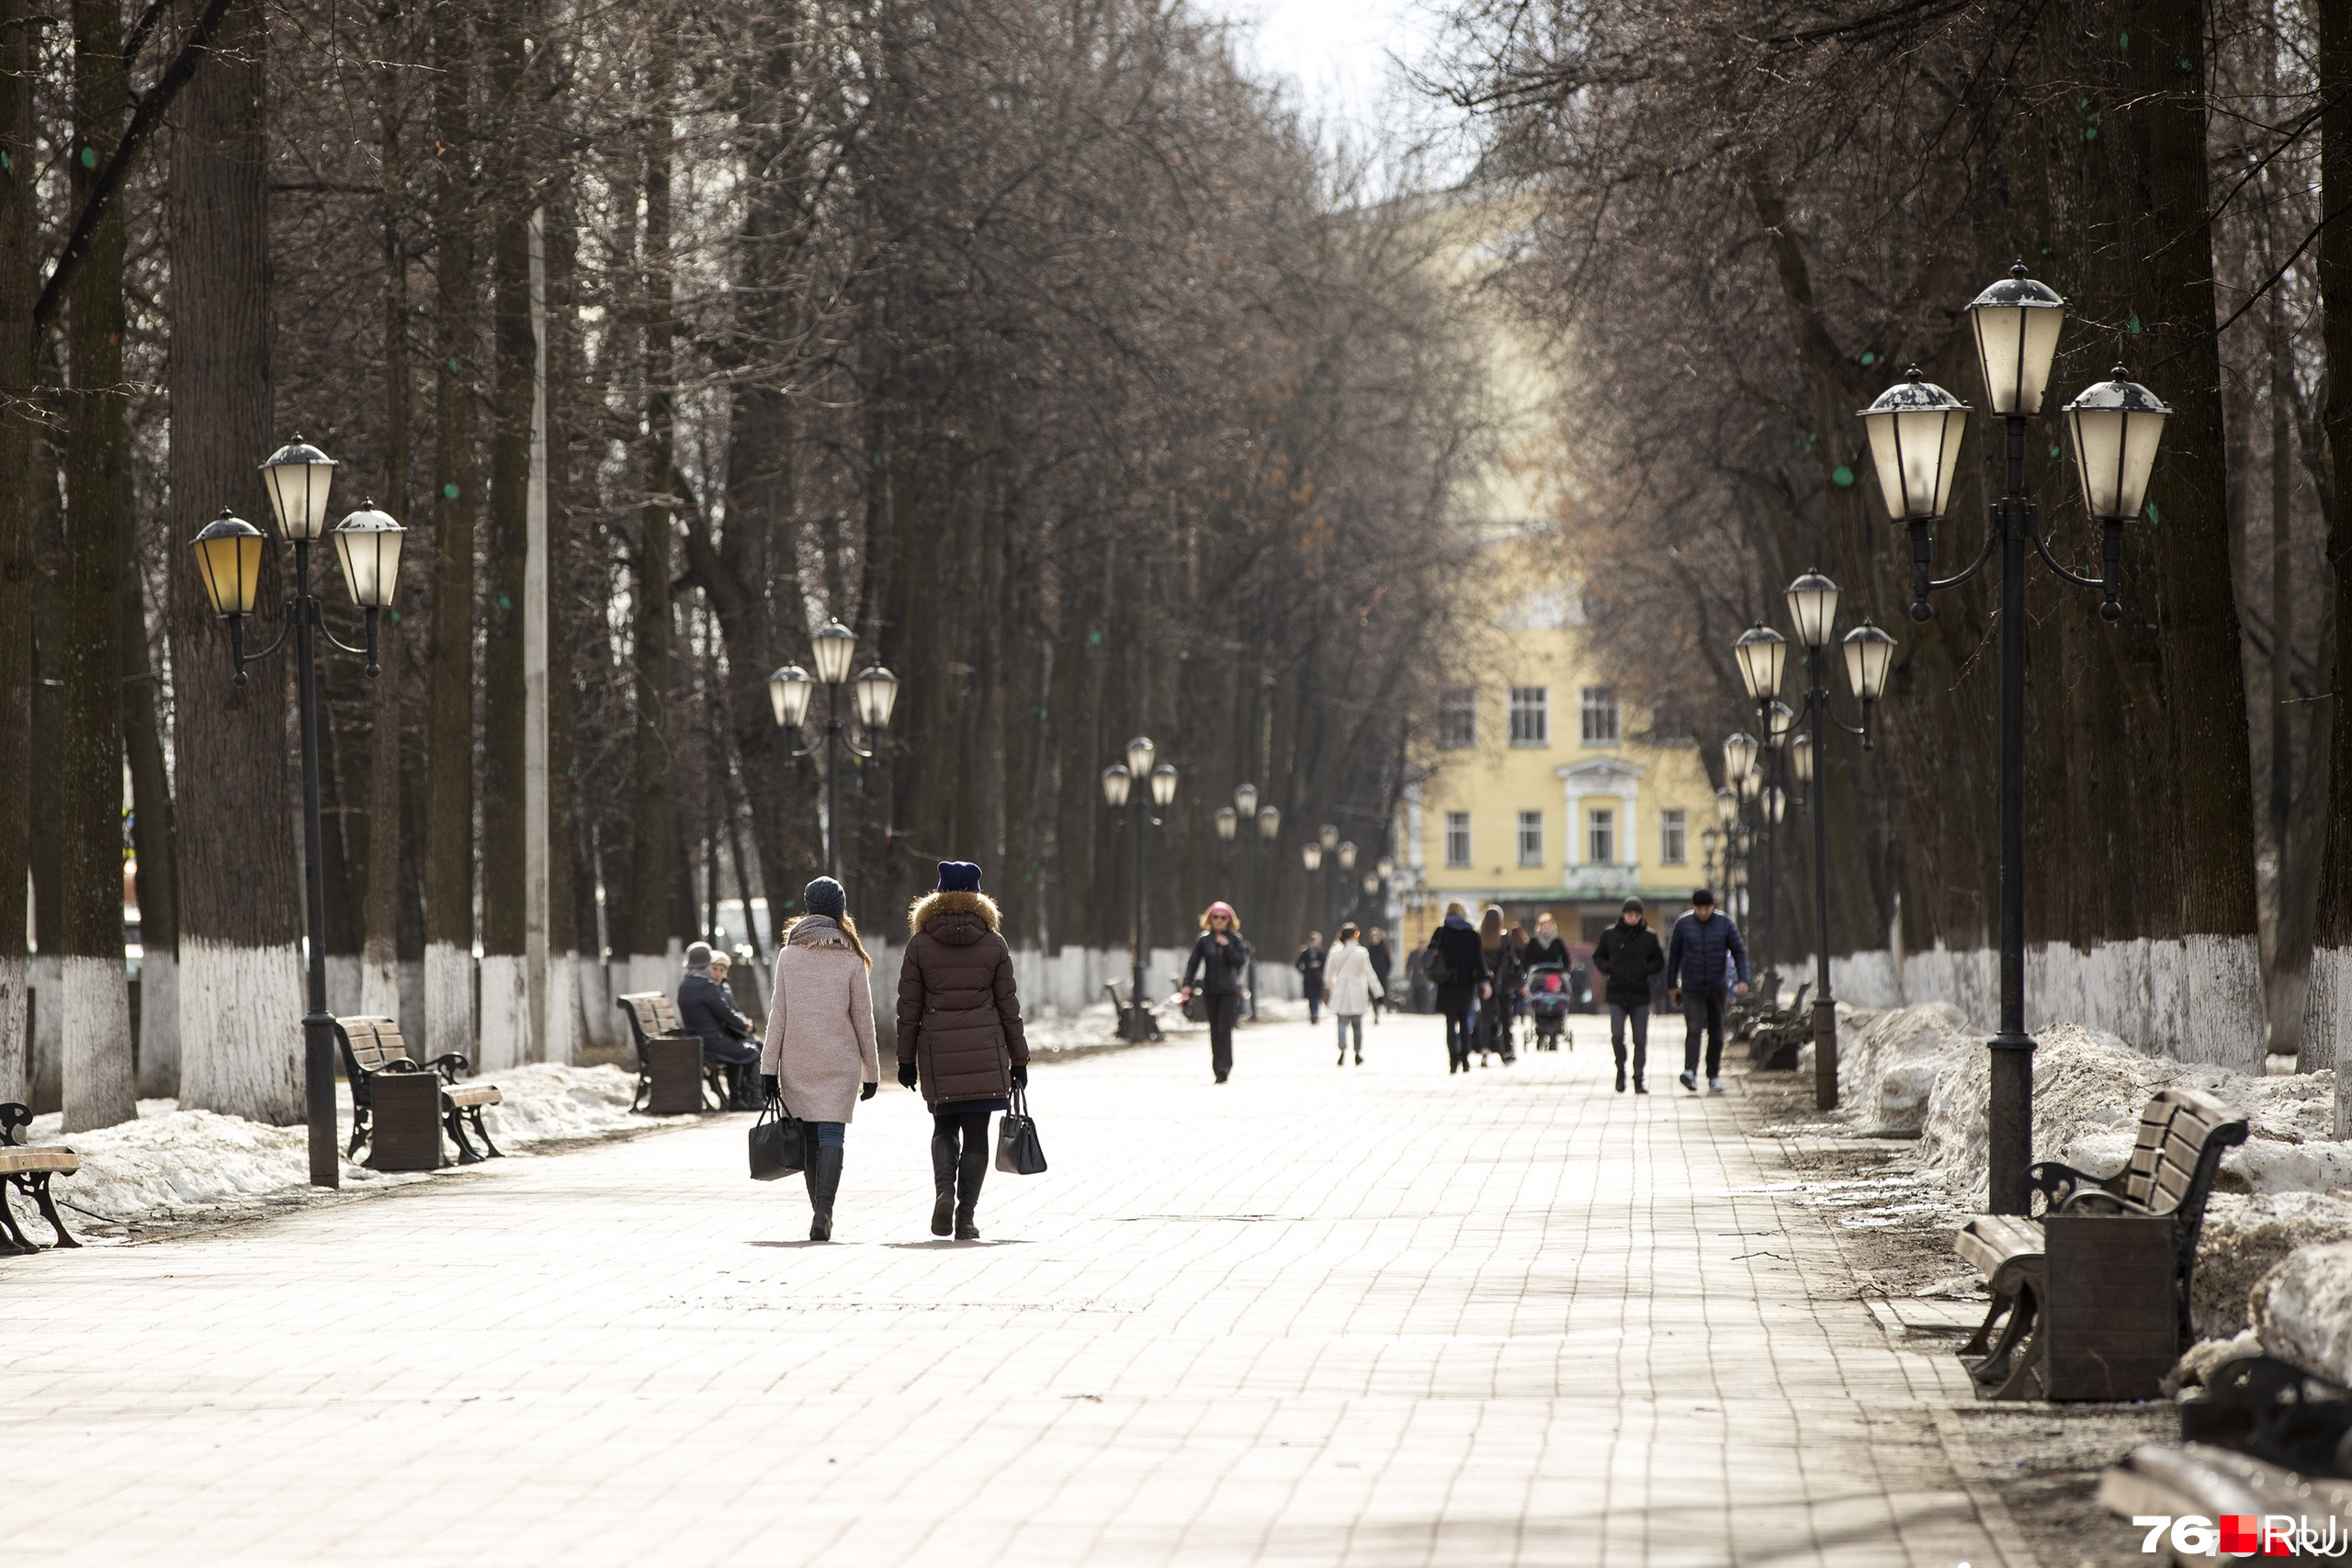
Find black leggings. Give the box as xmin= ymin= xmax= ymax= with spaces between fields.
xmin=931 ymin=1110 xmax=992 ymax=1206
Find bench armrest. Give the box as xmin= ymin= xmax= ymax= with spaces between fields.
xmin=371 ymin=1058 xmax=428 ymax=1077
xmin=427 ymin=1053 xmax=473 ymax=1083
xmin=2025 ymin=1159 xmax=2123 ymax=1215
xmin=0 ymin=1101 xmax=30 ymax=1146
xmin=2054 ymin=1187 xmax=2159 ymax=1218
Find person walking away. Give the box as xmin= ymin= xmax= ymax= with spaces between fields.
xmin=1665 ymin=888 xmax=1748 ymax=1095
xmin=758 ymin=880 xmax=880 ymax=1240
xmin=1178 ymin=901 xmax=1251 ymax=1083
xmin=1428 ymin=902 xmax=1486 ymax=1073
xmin=898 ymin=862 xmax=1029 ymax=1240
xmin=1473 ymin=907 xmax=1522 ymax=1066
xmin=680 ymin=942 xmax=765 ymax=1109
xmin=1363 ymin=928 xmax=1395 ymax=1021
xmin=1295 ymin=933 xmax=1327 ymax=1024
xmin=1521 ymin=913 xmax=1572 ymax=1052
xmin=1591 ymin=897 xmax=1664 ymax=1093
xmin=1324 ymin=923 xmax=1382 ymax=1065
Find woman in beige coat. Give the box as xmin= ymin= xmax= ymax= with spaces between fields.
xmin=759 ymin=876 xmax=880 ymax=1240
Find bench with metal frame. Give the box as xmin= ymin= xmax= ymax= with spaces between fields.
xmin=1954 ymin=1085 xmax=2245 ymax=1401
xmin=616 ymin=992 xmax=729 ymax=1112
xmin=0 ymin=1102 xmax=81 ymax=1254
xmin=332 ymin=1015 xmax=504 ymax=1165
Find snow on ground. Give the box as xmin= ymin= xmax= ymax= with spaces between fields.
xmin=1020 ymin=994 xmax=1312 ymax=1053
xmin=8 ymin=1064 xmax=655 ymax=1233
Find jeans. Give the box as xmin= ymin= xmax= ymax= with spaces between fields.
xmin=802 ymin=1120 xmax=846 ymax=1151
xmin=1335 ymin=1014 xmax=1363 ymax=1055
xmin=1681 ymin=989 xmax=1727 ymax=1078
xmin=1609 ymin=1003 xmax=1648 ymax=1078
xmin=1443 ymin=1008 xmax=1474 ymax=1070
xmin=1205 ymin=991 xmax=1240 ymax=1079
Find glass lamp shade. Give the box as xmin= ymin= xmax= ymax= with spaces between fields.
xmin=1732 ymin=624 xmax=1786 ymax=701
xmin=1376 ymin=857 xmax=1395 ymax=880
xmin=1784 ymin=570 xmax=1841 ymax=649
xmin=1765 ymin=701 xmax=1798 ymax=749
xmin=1792 ymin=735 xmax=1815 ymax=783
xmin=1337 ymin=840 xmax=1358 ymax=872
xmin=1701 ymin=827 xmax=1722 ymax=854
xmin=1966 ymin=265 xmax=2068 ymax=416
xmin=1842 ymin=619 xmax=1897 ymax=700
xmin=1149 ymin=763 xmax=1178 ymax=808
xmin=331 ymin=503 xmax=405 ymax=608
xmin=1723 ymin=730 xmax=1758 ymax=784
xmin=259 ymin=435 xmax=337 ymax=540
xmin=1214 ymin=807 xmax=1238 ymax=841
xmin=1234 ymin=782 xmax=1259 ymax=817
xmin=1257 ymin=806 xmax=1282 ymax=840
xmin=1764 ymin=785 xmax=1786 ymax=825
xmin=1363 ymin=874 xmax=1381 ymax=895
xmin=1125 ymin=736 xmax=1156 ymax=776
xmin=767 ymin=664 xmax=814 ymax=729
xmin=2064 ymin=367 xmax=2171 ymax=521
xmin=854 ymin=663 xmax=899 ymax=729
xmin=1713 ymin=787 xmax=1738 ymax=827
xmin=810 ymin=619 xmax=858 ymax=685
xmin=1738 ymin=767 xmax=1761 ymax=802
xmin=1101 ymin=763 xmax=1132 ymax=807
xmin=1301 ymin=842 xmax=1323 ymax=872
xmin=191 ymin=509 xmax=266 ymax=617
xmin=1859 ymin=367 xmax=1970 ymax=523
xmin=1318 ymin=823 xmax=1340 ymax=852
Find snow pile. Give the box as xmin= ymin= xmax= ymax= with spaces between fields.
xmin=2253 ymin=1239 xmax=2352 ymax=1388
xmin=1834 ymin=1002 xmax=1971 ymax=1134
xmin=476 ymin=1063 xmax=640 ymax=1143
xmin=2192 ymin=1192 xmax=2352 ymax=1337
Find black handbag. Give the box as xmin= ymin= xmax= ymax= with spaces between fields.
xmin=748 ymin=1098 xmax=807 ymax=1180
xmin=995 ymin=1086 xmax=1046 ymax=1175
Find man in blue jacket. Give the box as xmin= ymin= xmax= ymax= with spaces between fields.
xmin=1665 ymin=888 xmax=1748 ymax=1095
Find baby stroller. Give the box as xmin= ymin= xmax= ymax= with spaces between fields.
xmin=1524 ymin=963 xmax=1572 ymax=1050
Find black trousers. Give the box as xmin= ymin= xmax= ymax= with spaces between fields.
xmin=1204 ymin=991 xmax=1240 ymax=1078
xmin=1443 ymin=1008 xmax=1474 ymax=1071
xmin=1681 ymin=989 xmax=1727 ymax=1078
xmin=931 ymin=1110 xmax=992 ymax=1208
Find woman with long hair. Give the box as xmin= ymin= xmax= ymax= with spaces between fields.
xmin=1179 ymin=901 xmax=1251 ymax=1082
xmin=758 ymin=876 xmax=880 ymax=1241
xmin=898 ymin=862 xmax=1029 ymax=1240
xmin=1474 ymin=905 xmax=1523 ymax=1066
xmin=1427 ymin=900 xmax=1486 ymax=1073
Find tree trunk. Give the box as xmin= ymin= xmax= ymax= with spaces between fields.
xmin=543 ymin=177 xmax=586 ymax=1058
xmin=0 ymin=0 xmax=35 ymax=1105
xmin=360 ymin=0 xmax=409 ymax=1023
xmin=167 ymin=0 xmax=302 ymax=1122
xmin=628 ymin=49 xmax=678 ymax=995
xmin=124 ymin=558 xmax=177 ymax=1095
xmin=2312 ymin=0 xmax=2352 ymax=1107
xmin=422 ymin=0 xmax=476 ymax=1062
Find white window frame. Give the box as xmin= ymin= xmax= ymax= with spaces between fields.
xmin=1508 ymin=686 xmax=1549 ymax=747
xmin=1587 ymin=807 xmax=1617 ymax=866
xmin=1516 ymin=810 xmax=1544 ymax=867
xmin=1661 ymin=809 xmax=1687 ymax=865
xmin=1444 ymin=811 xmax=1472 ymax=868
xmin=1437 ymin=688 xmax=1476 ymax=750
xmin=1579 ymin=686 xmax=1621 ymax=746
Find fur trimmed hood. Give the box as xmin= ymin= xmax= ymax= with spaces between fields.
xmin=909 ymin=888 xmax=1001 ymax=939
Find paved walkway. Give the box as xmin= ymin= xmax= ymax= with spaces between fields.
xmin=5 ymin=1014 xmax=2014 ymax=1566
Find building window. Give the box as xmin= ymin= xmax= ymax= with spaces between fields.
xmin=1588 ymin=807 xmax=1616 ymax=866
xmin=1517 ymin=810 xmax=1544 ymax=867
xmin=1437 ymin=688 xmax=1476 ymax=749
xmin=1661 ymin=809 xmax=1687 ymax=865
xmin=1445 ymin=811 xmax=1472 ymax=868
xmin=1580 ymin=686 xmax=1621 ymax=745
xmin=1508 ymin=686 xmax=1549 ymax=746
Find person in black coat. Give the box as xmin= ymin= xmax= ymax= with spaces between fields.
xmin=1295 ymin=934 xmax=1328 ymax=1024
xmin=1179 ymin=902 xmax=1252 ymax=1083
xmin=1426 ymin=902 xmax=1487 ymax=1073
xmin=1590 ymin=897 xmax=1666 ymax=1093
xmin=678 ymin=942 xmax=763 ymax=1108
xmin=1473 ymin=907 xmax=1523 ymax=1066
xmin=1363 ymin=929 xmax=1395 ymax=1021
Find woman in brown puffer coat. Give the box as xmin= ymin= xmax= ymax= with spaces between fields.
xmin=897 ymin=861 xmax=1028 ymax=1240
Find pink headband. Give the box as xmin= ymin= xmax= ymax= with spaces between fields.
xmin=1207 ymin=902 xmax=1236 ymax=919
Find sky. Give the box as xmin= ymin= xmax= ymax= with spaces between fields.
xmin=1202 ymin=0 xmax=1463 ymax=166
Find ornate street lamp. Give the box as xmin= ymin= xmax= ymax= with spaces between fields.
xmin=1231 ymin=787 xmax=1279 ymax=1019
xmin=188 ymin=437 xmax=406 ymax=1189
xmin=1733 ymin=624 xmax=1787 ymax=703
xmin=1214 ymin=807 xmax=1238 ymax=842
xmin=1101 ymin=739 xmax=1174 ymax=1042
xmin=1723 ymin=731 xmax=1758 ymax=785
xmin=768 ymin=621 xmax=898 ymax=880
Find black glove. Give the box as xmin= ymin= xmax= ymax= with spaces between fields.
xmin=898 ymin=1060 xmax=920 ymax=1089
xmin=860 ymin=1080 xmax=877 ymax=1101
xmin=1010 ymin=1063 xmax=1028 ymax=1089
xmin=760 ymin=1074 xmax=779 ymax=1102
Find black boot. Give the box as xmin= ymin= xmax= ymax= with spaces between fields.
xmin=729 ymin=1063 xmax=762 ymax=1111
xmin=807 ymin=1146 xmax=843 ymax=1241
xmin=954 ymin=1123 xmax=989 ymax=1240
xmin=930 ymin=1124 xmax=957 ymax=1237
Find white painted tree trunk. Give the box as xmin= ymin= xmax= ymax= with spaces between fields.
xmin=0 ymin=953 xmax=26 ymax=1104
xmin=537 ymin=952 xmax=579 ymax=1066
xmin=177 ymin=937 xmax=304 ymax=1123
xmin=478 ymin=953 xmax=529 ymax=1070
xmin=30 ymin=953 xmax=60 ymax=1112
xmin=2302 ymin=947 xmax=2351 ymax=1134
xmin=357 ymin=942 xmax=401 ymax=1021
xmin=424 ymin=942 xmax=474 ymax=1063
xmin=2181 ymin=932 xmax=2265 ymax=1073
xmin=136 ymin=951 xmax=179 ymax=1098
xmin=326 ymin=954 xmax=363 ymax=1017
xmin=61 ymin=953 xmax=137 ymax=1131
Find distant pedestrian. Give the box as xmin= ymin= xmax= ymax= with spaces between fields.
xmin=1591 ymin=897 xmax=1664 ymax=1093
xmin=758 ymin=881 xmax=881 ymax=1241
xmin=1521 ymin=912 xmax=1573 ymax=1052
xmin=1427 ymin=902 xmax=1486 ymax=1073
xmin=897 ymin=862 xmax=1029 ymax=1241
xmin=1363 ymin=928 xmax=1395 ymax=1021
xmin=1179 ymin=901 xmax=1252 ymax=1084
xmin=1521 ymin=912 xmax=1570 ymax=974
xmin=1324 ymin=922 xmax=1382 ymax=1066
xmin=1474 ymin=906 xmax=1522 ymax=1066
xmin=681 ymin=942 xmax=764 ymax=1109
xmin=1665 ymin=888 xmax=1748 ymax=1095
xmin=1295 ymin=932 xmax=1328 ymax=1024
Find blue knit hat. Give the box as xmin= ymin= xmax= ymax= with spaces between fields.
xmin=803 ymin=876 xmax=846 ymax=919
xmin=935 ymin=861 xmax=982 ymax=893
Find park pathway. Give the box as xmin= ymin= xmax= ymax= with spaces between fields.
xmin=3 ymin=1014 xmax=2013 ymax=1567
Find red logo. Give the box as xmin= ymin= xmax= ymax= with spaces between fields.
xmin=2219 ymin=1516 xmax=2291 ymax=1557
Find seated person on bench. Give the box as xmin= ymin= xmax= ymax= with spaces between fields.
xmin=679 ymin=942 xmax=763 ymax=1109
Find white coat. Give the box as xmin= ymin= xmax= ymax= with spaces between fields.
xmin=1324 ymin=942 xmax=1384 ymax=1017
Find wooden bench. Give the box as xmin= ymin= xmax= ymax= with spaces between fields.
xmin=0 ymin=1102 xmax=82 ymax=1253
xmin=616 ymin=992 xmax=728 ymax=1113
xmin=1954 ymin=1085 xmax=2245 ymax=1401
xmin=332 ymin=1016 xmax=504 ymax=1167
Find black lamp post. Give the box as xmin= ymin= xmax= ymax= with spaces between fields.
xmin=189 ymin=437 xmax=406 ymax=1190
xmin=1101 ymin=739 xmax=1177 ymax=1043
xmin=1220 ymin=784 xmax=1280 ymax=1019
xmin=767 ymin=621 xmax=899 ymax=882
xmin=1870 ymin=263 xmax=2169 ymax=1214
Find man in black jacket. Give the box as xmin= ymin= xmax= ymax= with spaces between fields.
xmin=1590 ymin=897 xmax=1664 ymax=1092
xmin=1295 ymin=934 xmax=1328 ymax=1024
xmin=1666 ymin=888 xmax=1750 ymax=1094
